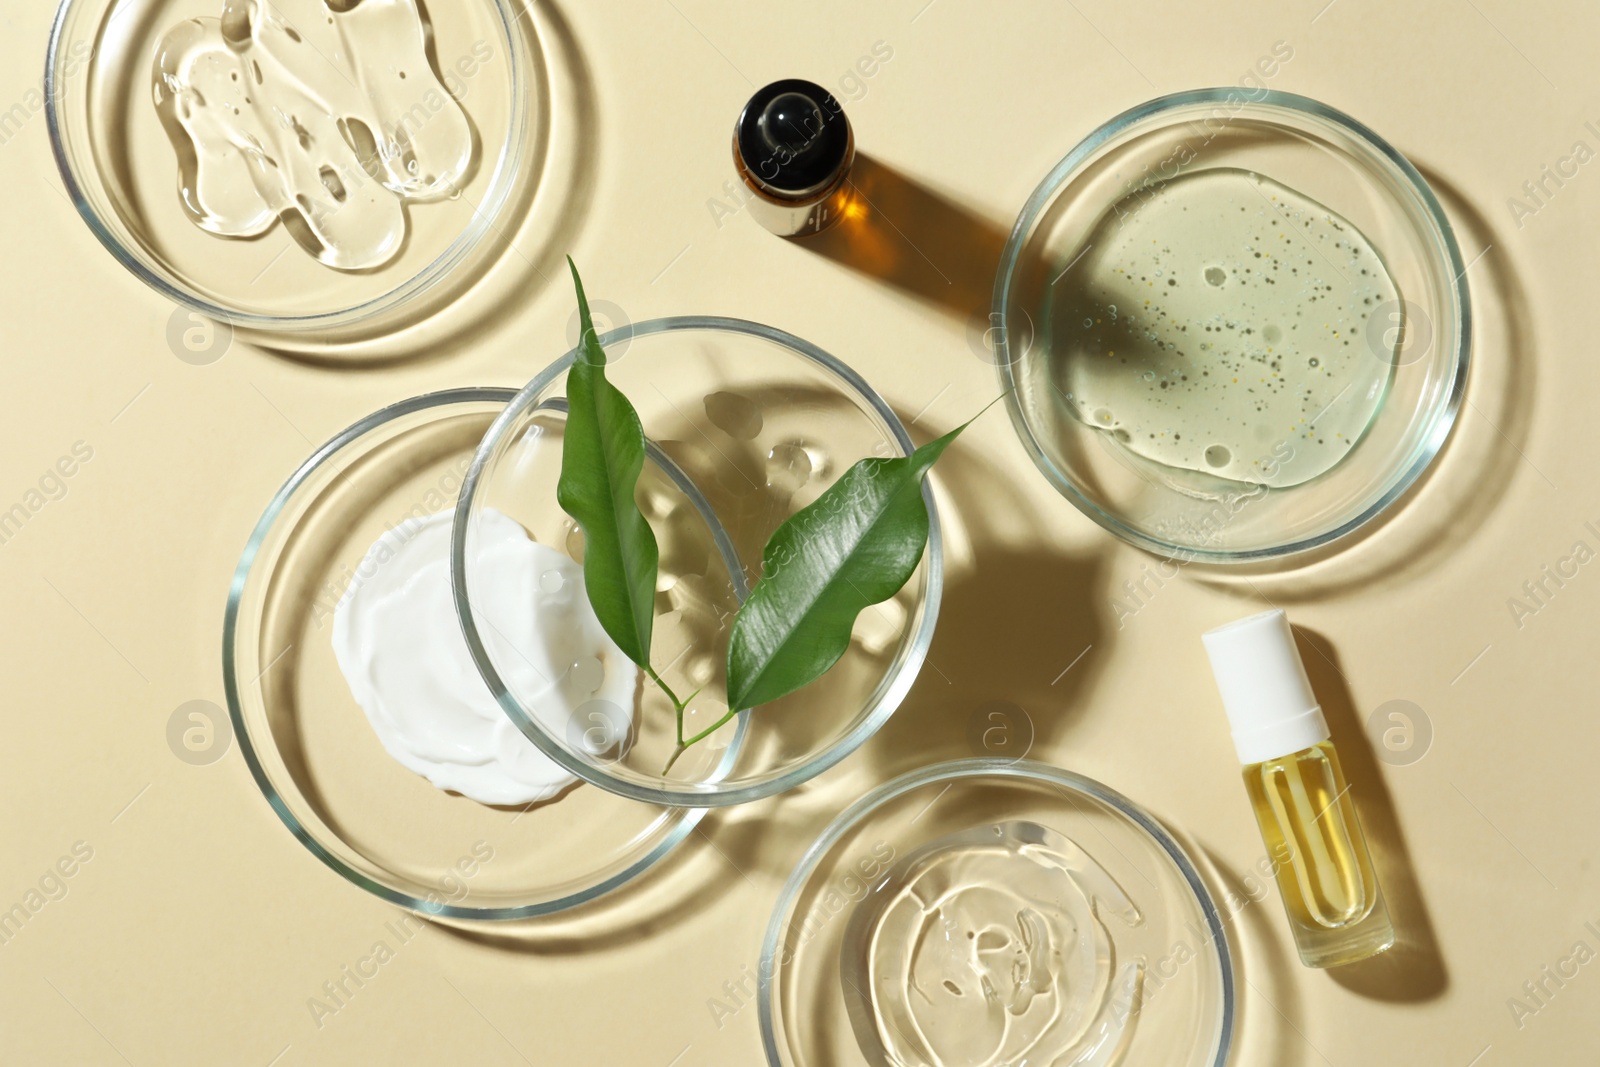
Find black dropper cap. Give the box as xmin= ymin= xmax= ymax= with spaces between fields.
xmin=734 ymin=79 xmax=852 ymax=199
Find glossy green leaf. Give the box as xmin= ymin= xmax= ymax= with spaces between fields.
xmin=725 ymin=422 xmax=966 ymax=711
xmin=555 ymin=258 xmax=659 ymax=668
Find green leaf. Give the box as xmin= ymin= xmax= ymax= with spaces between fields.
xmin=555 ymin=258 xmax=659 ymax=668
xmin=725 ymin=422 xmax=967 ymax=711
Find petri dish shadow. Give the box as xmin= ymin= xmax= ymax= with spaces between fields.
xmin=860 ymin=424 xmax=1107 ymax=778
xmin=1190 ymin=841 xmax=1313 ymax=1067
xmin=428 ymin=810 xmax=751 ymax=955
xmin=1188 ymin=161 xmax=1534 ymax=597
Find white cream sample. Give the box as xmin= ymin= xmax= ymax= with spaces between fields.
xmin=152 ymin=0 xmax=475 ymax=270
xmin=1050 ymin=168 xmax=1399 ymax=487
xmin=842 ymin=821 xmax=1145 ymax=1067
xmin=332 ymin=509 xmax=637 ymax=806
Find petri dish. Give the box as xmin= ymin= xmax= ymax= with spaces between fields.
xmin=223 ymin=388 xmax=737 ymax=918
xmin=761 ymin=759 xmax=1235 ymax=1067
xmin=454 ymin=317 xmax=943 ymax=808
xmin=47 ymin=0 xmax=542 ymax=337
xmin=993 ymin=89 xmax=1470 ymax=561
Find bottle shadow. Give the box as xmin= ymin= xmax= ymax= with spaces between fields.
xmin=1296 ymin=626 xmax=1449 ymax=1002
xmin=803 ymin=154 xmax=1011 ymax=334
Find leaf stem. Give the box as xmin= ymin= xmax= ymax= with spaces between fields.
xmin=660 ymin=743 xmax=688 ymax=776
xmin=647 ymin=666 xmax=718 ymax=776
xmin=660 ymin=705 xmax=742 ymax=776
xmin=681 ymin=706 xmax=742 ymax=749
xmin=644 ymin=665 xmax=686 ymax=741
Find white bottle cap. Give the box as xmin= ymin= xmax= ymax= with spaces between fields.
xmin=1201 ymin=608 xmax=1329 ymax=765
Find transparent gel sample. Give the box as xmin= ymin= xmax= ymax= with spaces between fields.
xmin=1244 ymin=742 xmax=1395 ymax=967
xmin=842 ymin=821 xmax=1146 ymax=1067
xmin=152 ymin=0 xmax=476 ymax=270
xmin=1048 ymin=169 xmax=1400 ymax=487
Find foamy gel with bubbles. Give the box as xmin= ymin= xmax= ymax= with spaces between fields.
xmin=332 ymin=509 xmax=638 ymax=807
xmin=1049 ymin=168 xmax=1400 ymax=488
xmin=152 ymin=0 xmax=475 ymax=270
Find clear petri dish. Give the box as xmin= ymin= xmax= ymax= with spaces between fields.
xmin=223 ymin=388 xmax=723 ymax=919
xmin=46 ymin=0 xmax=541 ymax=336
xmin=453 ymin=317 xmax=943 ymax=808
xmin=993 ymin=89 xmax=1470 ymax=561
xmin=760 ymin=760 xmax=1235 ymax=1067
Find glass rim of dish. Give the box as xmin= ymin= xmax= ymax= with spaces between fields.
xmin=757 ymin=757 xmax=1237 ymax=1067
xmin=451 ymin=316 xmax=944 ymax=808
xmin=992 ymin=87 xmax=1473 ymax=562
xmin=44 ymin=0 xmax=535 ymax=332
xmin=223 ymin=387 xmax=707 ymax=919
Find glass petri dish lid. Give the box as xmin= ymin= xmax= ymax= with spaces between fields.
xmin=224 ymin=388 xmax=723 ymax=919
xmin=453 ymin=317 xmax=943 ymax=808
xmin=761 ymin=759 xmax=1235 ymax=1067
xmin=47 ymin=0 xmax=540 ymax=335
xmin=993 ymin=89 xmax=1471 ymax=561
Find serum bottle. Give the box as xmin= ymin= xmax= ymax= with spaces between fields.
xmin=1202 ymin=609 xmax=1395 ymax=968
xmin=731 ymin=78 xmax=855 ymax=237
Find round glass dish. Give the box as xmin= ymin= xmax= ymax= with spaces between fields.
xmin=760 ymin=759 xmax=1235 ymax=1067
xmin=46 ymin=0 xmax=539 ymax=335
xmin=993 ymin=89 xmax=1470 ymax=561
xmin=453 ymin=317 xmax=942 ymax=808
xmin=224 ymin=389 xmax=721 ymax=919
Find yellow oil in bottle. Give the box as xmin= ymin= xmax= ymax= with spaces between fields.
xmin=1243 ymin=741 xmax=1395 ymax=967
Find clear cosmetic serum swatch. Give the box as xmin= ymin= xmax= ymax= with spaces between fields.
xmin=153 ymin=0 xmax=476 ymax=270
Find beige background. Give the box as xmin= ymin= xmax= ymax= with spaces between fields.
xmin=2 ymin=0 xmax=1597 ymax=1062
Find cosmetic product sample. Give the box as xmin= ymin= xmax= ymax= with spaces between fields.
xmin=1049 ymin=169 xmax=1399 ymax=487
xmin=1202 ymin=609 xmax=1394 ymax=968
xmin=732 ymin=78 xmax=855 ymax=237
xmin=332 ymin=508 xmax=637 ymax=806
xmin=841 ymin=820 xmax=1145 ymax=1067
xmin=152 ymin=0 xmax=476 ymax=270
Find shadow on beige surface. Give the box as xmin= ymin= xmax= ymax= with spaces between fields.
xmin=247 ymin=0 xmax=600 ymax=367
xmin=428 ymin=810 xmax=750 ymax=955
xmin=1187 ymin=838 xmax=1310 ymax=1067
xmin=860 ymin=432 xmax=1108 ymax=778
xmin=633 ymin=417 xmax=1115 ymax=931
xmin=1230 ymin=870 xmax=1313 ymax=1067
xmin=428 ymin=774 xmax=876 ymax=955
xmin=1298 ymin=628 xmax=1448 ymax=1003
xmin=1190 ymin=162 xmax=1536 ymax=602
xmin=804 ymin=154 xmax=1009 ymax=331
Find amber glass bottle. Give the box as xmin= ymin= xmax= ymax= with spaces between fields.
xmin=732 ymin=79 xmax=855 ymax=237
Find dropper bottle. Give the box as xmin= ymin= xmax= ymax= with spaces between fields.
xmin=1202 ymin=609 xmax=1395 ymax=968
xmin=731 ymin=78 xmax=855 ymax=237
